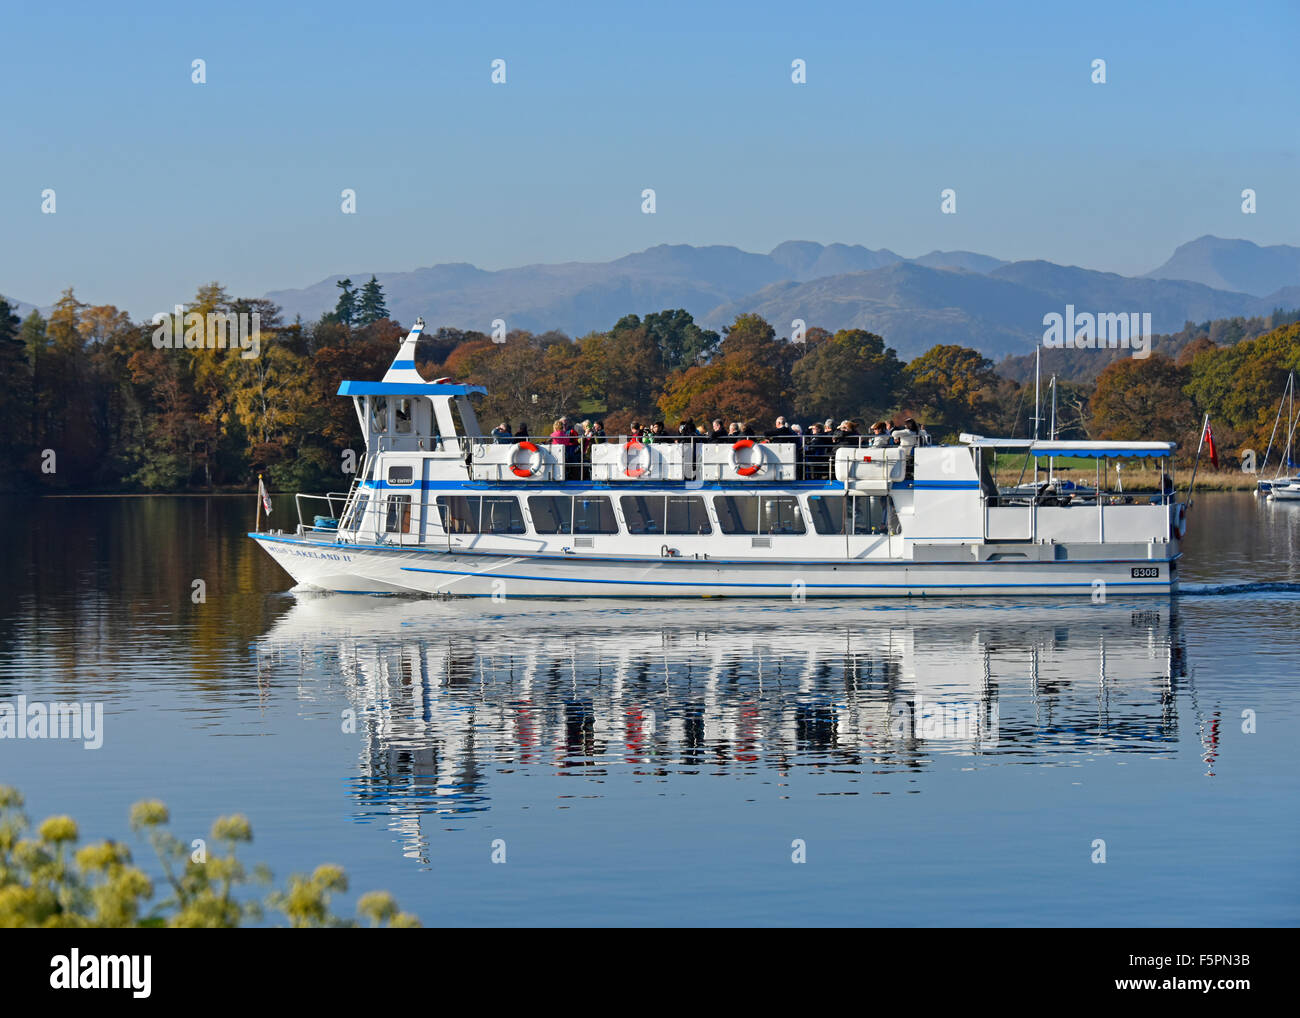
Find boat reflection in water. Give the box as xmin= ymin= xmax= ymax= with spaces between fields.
xmin=256 ymin=597 xmax=1185 ymax=862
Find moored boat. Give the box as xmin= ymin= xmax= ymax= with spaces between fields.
xmin=250 ymin=319 xmax=1188 ymax=597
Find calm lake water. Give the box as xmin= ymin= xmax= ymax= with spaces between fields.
xmin=2 ymin=492 xmax=1297 ymax=926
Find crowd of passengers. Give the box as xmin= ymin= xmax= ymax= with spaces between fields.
xmin=486 ymin=414 xmax=933 ymax=480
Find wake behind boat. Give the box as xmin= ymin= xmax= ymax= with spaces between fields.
xmin=249 ymin=319 xmax=1189 ymax=597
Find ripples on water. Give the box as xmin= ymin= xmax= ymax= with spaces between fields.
xmin=1 ymin=493 xmax=1297 ymax=925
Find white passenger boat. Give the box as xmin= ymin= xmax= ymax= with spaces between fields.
xmin=250 ymin=319 xmax=1188 ymax=597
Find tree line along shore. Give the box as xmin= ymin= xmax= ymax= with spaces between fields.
xmin=1 ymin=282 xmax=1296 ymax=494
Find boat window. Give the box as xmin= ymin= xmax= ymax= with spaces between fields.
xmin=527 ymin=496 xmax=571 ymax=534
xmin=528 ymin=495 xmax=618 ymax=534
xmin=384 ymin=494 xmax=412 ymax=533
xmin=437 ymin=495 xmax=525 ymax=534
xmin=623 ymin=495 xmax=711 ymax=534
xmin=371 ymin=397 xmax=389 ymax=433
xmin=713 ymin=495 xmax=757 ymax=535
xmin=809 ymin=495 xmax=889 ymax=535
xmin=480 ymin=496 xmax=526 ymax=534
xmin=573 ymin=496 xmax=618 ymax=534
xmin=713 ymin=496 xmax=804 ymax=535
xmin=395 ymin=398 xmax=413 ymax=434
xmin=759 ymin=496 xmax=805 ymax=534
xmin=387 ymin=465 xmax=414 ymax=486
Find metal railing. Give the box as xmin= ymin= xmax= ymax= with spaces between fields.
xmin=470 ymin=433 xmax=911 ymax=483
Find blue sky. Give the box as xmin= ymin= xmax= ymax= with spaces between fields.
xmin=2 ymin=0 xmax=1297 ymax=318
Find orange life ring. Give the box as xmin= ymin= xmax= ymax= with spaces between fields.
xmin=623 ymin=439 xmax=648 ymax=478
xmin=732 ymin=438 xmax=762 ymax=477
xmin=510 ymin=440 xmax=541 ymax=478
xmin=1174 ymin=503 xmax=1188 ymax=539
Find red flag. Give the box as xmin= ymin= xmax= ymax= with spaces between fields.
xmin=1203 ymin=418 xmax=1218 ymax=470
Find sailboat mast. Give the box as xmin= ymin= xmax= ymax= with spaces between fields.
xmin=1033 ymin=346 xmax=1041 ymax=441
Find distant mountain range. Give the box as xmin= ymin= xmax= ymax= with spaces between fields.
xmin=261 ymin=236 xmax=1300 ymax=361
xmin=7 ymin=236 xmax=1298 ymax=363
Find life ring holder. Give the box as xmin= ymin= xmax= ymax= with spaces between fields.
xmin=623 ymin=439 xmax=649 ymax=478
xmin=731 ymin=438 xmax=763 ymax=477
xmin=510 ymin=440 xmax=543 ymax=478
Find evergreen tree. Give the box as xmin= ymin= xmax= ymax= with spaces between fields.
xmin=331 ymin=279 xmax=357 ymax=326
xmin=0 ymin=299 xmax=33 ymax=464
xmin=356 ymin=275 xmax=389 ymax=326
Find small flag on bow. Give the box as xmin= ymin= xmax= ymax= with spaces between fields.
xmin=258 ymin=474 xmax=273 ymax=516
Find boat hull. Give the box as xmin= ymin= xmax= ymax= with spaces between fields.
xmin=251 ymin=533 xmax=1177 ymax=598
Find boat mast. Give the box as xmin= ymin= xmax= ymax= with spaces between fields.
xmin=1033 ymin=347 xmax=1042 ymax=441
xmin=1048 ymin=374 xmax=1058 ymax=483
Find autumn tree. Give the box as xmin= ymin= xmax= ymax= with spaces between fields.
xmin=902 ymin=344 xmax=1000 ymax=439
xmin=1090 ymin=354 xmax=1198 ymax=445
xmin=657 ymin=313 xmax=796 ymax=426
xmin=792 ymin=329 xmax=902 ymax=425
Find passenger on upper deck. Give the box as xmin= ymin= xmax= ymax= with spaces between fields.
xmin=891 ymin=420 xmax=919 ymax=454
xmin=904 ymin=418 xmax=931 ymax=446
xmin=491 ymin=421 xmax=513 ymax=443
xmin=710 ymin=419 xmax=726 ymax=440
xmin=765 ymin=416 xmax=796 ymax=442
xmin=832 ymin=420 xmax=861 ymax=449
xmin=869 ymin=421 xmax=891 ymax=447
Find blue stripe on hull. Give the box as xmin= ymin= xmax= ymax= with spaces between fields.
xmin=397 ymin=564 xmax=1169 ymax=591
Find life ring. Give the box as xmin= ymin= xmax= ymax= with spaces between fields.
xmin=623 ymin=439 xmax=649 ymax=478
xmin=731 ymin=438 xmax=762 ymax=477
xmin=510 ymin=440 xmax=542 ymax=478
xmin=1174 ymin=502 xmax=1188 ymax=539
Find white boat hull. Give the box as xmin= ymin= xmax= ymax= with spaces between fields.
xmin=251 ymin=532 xmax=1177 ymax=597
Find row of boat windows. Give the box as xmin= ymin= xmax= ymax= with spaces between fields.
xmin=367 ymin=493 xmax=891 ymax=537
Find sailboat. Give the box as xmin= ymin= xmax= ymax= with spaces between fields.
xmin=1259 ymin=371 xmax=1299 ymax=497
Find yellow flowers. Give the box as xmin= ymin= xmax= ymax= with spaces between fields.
xmin=210 ymin=814 xmax=252 ymax=844
xmin=0 ymin=788 xmax=419 ymax=928
xmin=128 ymin=800 xmax=170 ymax=829
xmin=38 ymin=816 xmax=78 ymax=844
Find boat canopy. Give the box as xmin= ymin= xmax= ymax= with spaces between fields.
xmin=337 ymin=380 xmax=486 ymax=397
xmin=959 ymin=434 xmax=1175 ymax=458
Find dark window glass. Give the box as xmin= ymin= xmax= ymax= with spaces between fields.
xmin=573 ymin=496 xmax=618 ymax=534
xmin=665 ymin=496 xmax=711 ymax=534
xmin=809 ymin=495 xmax=845 ymax=535
xmin=758 ymin=496 xmax=805 ymax=535
xmin=385 ymin=494 xmax=412 ymax=533
xmin=527 ymin=496 xmax=571 ymax=534
xmin=808 ymin=495 xmax=889 ymax=535
xmin=437 ymin=495 xmax=526 ymax=534
xmin=621 ymin=495 xmax=663 ymax=534
xmin=387 ymin=465 xmax=414 ymax=485
xmin=480 ymin=496 xmax=525 ymax=534
xmin=713 ymin=496 xmax=758 ymax=535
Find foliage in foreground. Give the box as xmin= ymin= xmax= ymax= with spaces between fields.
xmin=0 ymin=786 xmax=418 ymax=928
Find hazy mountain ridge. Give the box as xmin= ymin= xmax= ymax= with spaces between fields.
xmin=1144 ymin=235 xmax=1300 ymax=296
xmin=261 ymin=236 xmax=1298 ymax=360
